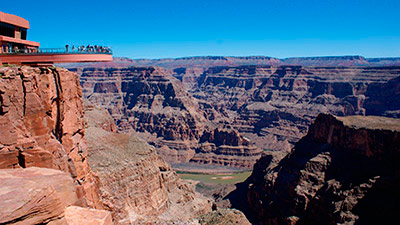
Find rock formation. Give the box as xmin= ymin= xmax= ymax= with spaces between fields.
xmin=84 ymin=105 xmax=212 ymax=224
xmin=0 ymin=66 xmax=101 ymax=208
xmin=191 ymin=128 xmax=263 ymax=168
xmin=198 ymin=209 xmax=251 ymax=225
xmin=245 ymin=114 xmax=400 ymax=225
xmin=281 ymin=56 xmax=370 ymax=67
xmin=78 ymin=67 xmax=262 ymax=168
xmin=0 ymin=167 xmax=112 ymax=225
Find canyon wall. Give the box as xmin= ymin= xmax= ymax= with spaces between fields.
xmin=74 ymin=64 xmax=400 ymax=167
xmin=0 ymin=66 xmax=101 ymax=208
xmin=0 ymin=66 xmax=115 ymax=224
xmin=191 ymin=65 xmax=400 ymax=151
xmin=84 ymin=105 xmax=212 ymax=224
xmin=246 ymin=114 xmax=400 ymax=225
xmin=78 ymin=67 xmax=262 ymax=168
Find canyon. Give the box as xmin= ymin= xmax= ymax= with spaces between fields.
xmin=76 ymin=66 xmax=263 ymax=169
xmin=68 ymin=57 xmax=400 ymax=224
xmin=0 ymin=66 xmax=234 ymax=224
xmin=73 ymin=61 xmax=400 ymax=162
xmin=190 ymin=65 xmax=400 ymax=151
xmin=2 ymin=54 xmax=399 ymax=224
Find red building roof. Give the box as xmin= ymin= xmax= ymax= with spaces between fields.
xmin=0 ymin=11 xmax=30 ymax=29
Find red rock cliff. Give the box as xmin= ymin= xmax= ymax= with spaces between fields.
xmin=0 ymin=66 xmax=102 ymax=208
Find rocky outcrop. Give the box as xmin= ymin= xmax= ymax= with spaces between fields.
xmin=84 ymin=106 xmax=212 ymax=224
xmin=191 ymin=128 xmax=263 ymax=168
xmin=364 ymin=75 xmax=400 ymax=117
xmin=0 ymin=167 xmax=112 ymax=225
xmin=198 ymin=209 xmax=251 ymax=225
xmin=246 ymin=114 xmax=400 ymax=225
xmin=79 ymin=67 xmax=262 ymax=168
xmin=64 ymin=206 xmax=113 ymax=225
xmin=0 ymin=66 xmax=101 ymax=208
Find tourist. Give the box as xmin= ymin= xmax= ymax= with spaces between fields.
xmin=65 ymin=44 xmax=69 ymax=52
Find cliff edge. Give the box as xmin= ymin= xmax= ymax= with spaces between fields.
xmin=0 ymin=66 xmax=110 ymax=223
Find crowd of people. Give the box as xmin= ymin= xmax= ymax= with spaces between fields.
xmin=1 ymin=44 xmax=111 ymax=54
xmin=65 ymin=44 xmax=111 ymax=53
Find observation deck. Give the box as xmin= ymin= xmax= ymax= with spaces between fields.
xmin=0 ymin=11 xmax=113 ymax=66
xmin=0 ymin=47 xmax=113 ymax=65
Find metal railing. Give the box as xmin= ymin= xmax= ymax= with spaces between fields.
xmin=0 ymin=47 xmax=112 ymax=55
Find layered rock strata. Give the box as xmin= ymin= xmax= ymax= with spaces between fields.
xmin=0 ymin=66 xmax=101 ymax=208
xmin=84 ymin=105 xmax=212 ymax=224
xmin=79 ymin=67 xmax=262 ymax=168
xmin=79 ymin=67 xmax=204 ymax=163
xmin=191 ymin=128 xmax=262 ymax=168
xmin=75 ymin=64 xmax=399 ymax=166
xmin=192 ymin=65 xmax=400 ymax=151
xmin=246 ymin=114 xmax=400 ymax=225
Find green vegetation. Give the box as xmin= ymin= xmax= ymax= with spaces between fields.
xmin=178 ymin=171 xmax=252 ymax=184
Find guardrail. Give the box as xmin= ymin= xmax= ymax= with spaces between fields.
xmin=0 ymin=47 xmax=112 ymax=55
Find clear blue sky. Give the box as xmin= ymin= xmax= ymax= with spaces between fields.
xmin=2 ymin=0 xmax=400 ymax=58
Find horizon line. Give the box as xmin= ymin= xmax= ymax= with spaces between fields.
xmin=113 ymin=55 xmax=400 ymax=60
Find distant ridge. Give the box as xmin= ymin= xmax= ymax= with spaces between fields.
xmin=61 ymin=55 xmax=400 ymax=69
xmin=281 ymin=55 xmax=369 ymax=66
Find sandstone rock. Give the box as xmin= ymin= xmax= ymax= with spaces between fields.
xmin=64 ymin=206 xmax=113 ymax=225
xmin=190 ymin=128 xmax=263 ymax=168
xmin=0 ymin=66 xmax=101 ymax=208
xmin=245 ymin=114 xmax=400 ymax=225
xmin=84 ymin=102 xmax=117 ymax=132
xmin=74 ymin=63 xmax=400 ymax=170
xmin=192 ymin=65 xmax=400 ymax=151
xmin=0 ymin=167 xmax=79 ymax=224
xmin=85 ymin=106 xmax=212 ymax=224
xmin=79 ymin=66 xmax=262 ymax=168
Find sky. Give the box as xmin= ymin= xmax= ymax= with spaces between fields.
xmin=2 ymin=0 xmax=400 ymax=59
